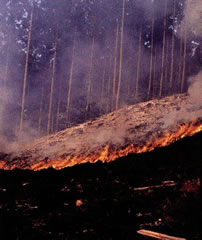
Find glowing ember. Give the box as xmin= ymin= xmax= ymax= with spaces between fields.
xmin=76 ymin=200 xmax=84 ymax=207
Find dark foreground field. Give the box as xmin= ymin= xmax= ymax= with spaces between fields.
xmin=0 ymin=132 xmax=201 ymax=240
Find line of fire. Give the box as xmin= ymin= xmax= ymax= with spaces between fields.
xmin=0 ymin=0 xmax=201 ymax=239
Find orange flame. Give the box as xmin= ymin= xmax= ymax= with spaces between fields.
xmin=0 ymin=121 xmax=201 ymax=171
xmin=28 ymin=121 xmax=201 ymax=171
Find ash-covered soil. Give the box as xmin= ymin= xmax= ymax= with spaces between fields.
xmin=0 ymin=132 xmax=201 ymax=240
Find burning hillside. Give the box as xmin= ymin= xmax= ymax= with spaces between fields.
xmin=0 ymin=93 xmax=201 ymax=171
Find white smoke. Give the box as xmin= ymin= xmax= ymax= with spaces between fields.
xmin=188 ymin=71 xmax=202 ymax=106
xmin=163 ymin=71 xmax=202 ymax=128
xmin=178 ymin=0 xmax=202 ymax=38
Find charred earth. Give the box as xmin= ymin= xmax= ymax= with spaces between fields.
xmin=0 ymin=132 xmax=201 ymax=240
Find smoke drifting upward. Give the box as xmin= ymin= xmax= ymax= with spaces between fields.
xmin=0 ymin=0 xmax=201 ymax=154
xmin=188 ymin=71 xmax=202 ymax=107
xmin=163 ymin=71 xmax=202 ymax=129
xmin=178 ymin=0 xmax=202 ymax=38
xmin=0 ymin=87 xmax=12 ymax=136
xmin=0 ymin=85 xmax=39 ymax=153
xmin=166 ymin=0 xmax=202 ymax=125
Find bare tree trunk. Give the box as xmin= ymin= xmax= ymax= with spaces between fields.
xmin=47 ymin=33 xmax=58 ymax=135
xmin=112 ymin=22 xmax=119 ymax=111
xmin=164 ymin=37 xmax=169 ymax=94
xmin=85 ymin=37 xmax=95 ymax=119
xmin=51 ymin=113 xmax=55 ymax=134
xmin=178 ymin=37 xmax=183 ymax=91
xmin=115 ymin=0 xmax=126 ymax=110
xmin=100 ymin=61 xmax=106 ymax=116
xmin=55 ymin=81 xmax=62 ymax=132
xmin=135 ymin=26 xmax=142 ymax=101
xmin=181 ymin=26 xmax=187 ymax=93
xmin=159 ymin=0 xmax=167 ymax=97
xmin=19 ymin=8 xmax=33 ymax=132
xmin=147 ymin=16 xmax=155 ymax=99
xmin=3 ymin=33 xmax=11 ymax=87
xmin=153 ymin=45 xmax=157 ymax=97
xmin=107 ymin=55 xmax=112 ymax=113
xmin=38 ymin=85 xmax=44 ymax=132
xmin=169 ymin=0 xmax=176 ymax=93
xmin=66 ymin=33 xmax=76 ymax=127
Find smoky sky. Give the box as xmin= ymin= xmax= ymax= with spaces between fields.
xmin=0 ymin=0 xmax=201 ymax=147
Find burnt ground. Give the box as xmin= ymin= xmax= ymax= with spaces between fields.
xmin=0 ymin=132 xmax=201 ymax=240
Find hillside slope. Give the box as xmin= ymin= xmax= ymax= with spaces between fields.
xmin=0 ymin=94 xmax=201 ymax=170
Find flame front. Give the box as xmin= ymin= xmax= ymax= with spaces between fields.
xmin=29 ymin=121 xmax=201 ymax=171
xmin=0 ymin=121 xmax=201 ymax=171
